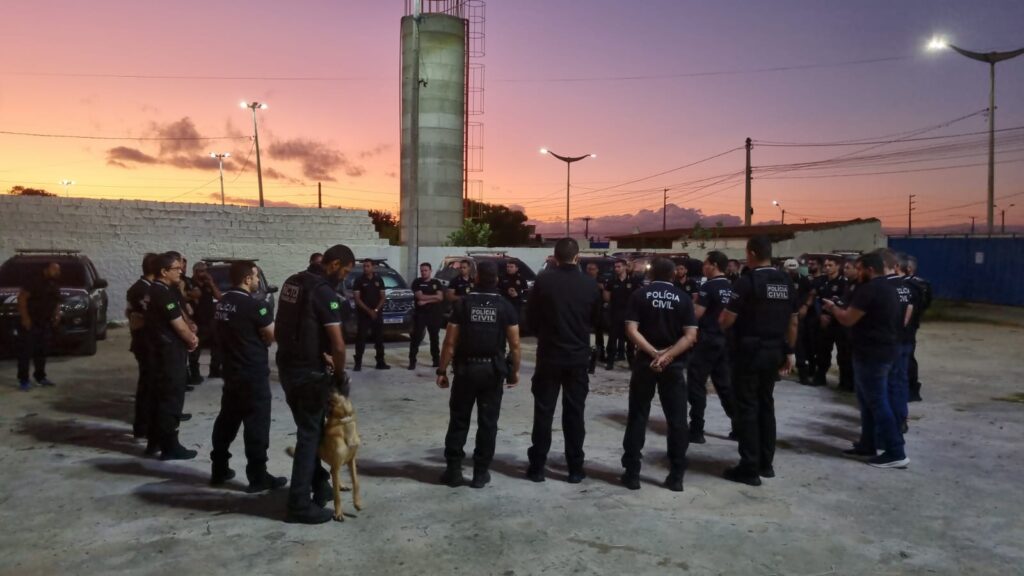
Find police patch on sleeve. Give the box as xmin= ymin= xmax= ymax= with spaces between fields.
xmin=330 ymin=301 xmax=340 ymax=310
xmin=166 ymin=302 xmax=176 ymax=310
xmin=259 ymin=307 xmax=268 ymax=316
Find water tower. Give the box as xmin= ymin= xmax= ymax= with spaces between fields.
xmin=401 ymin=0 xmax=484 ymax=274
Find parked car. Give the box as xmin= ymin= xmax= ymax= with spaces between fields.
xmin=0 ymin=249 xmax=109 ymax=356
xmin=202 ymin=258 xmax=278 ymax=318
xmin=339 ymin=259 xmax=414 ymax=339
xmin=435 ymin=252 xmax=537 ymax=332
xmin=542 ymin=254 xmax=617 ymax=285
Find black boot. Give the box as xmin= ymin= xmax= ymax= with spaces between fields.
xmin=620 ymin=472 xmax=640 ymax=490
xmin=210 ymin=462 xmax=236 ymax=486
xmin=247 ymin=472 xmax=288 ymax=493
xmin=353 ymin=358 xmax=362 ymax=372
xmin=470 ymin=467 xmax=491 ymax=489
xmin=689 ymin=424 xmax=706 ymax=444
xmin=440 ymin=462 xmax=465 ymax=487
xmin=161 ymin=444 xmax=198 ymax=461
xmin=408 ymin=358 xmax=417 ymax=370
xmin=663 ymin=471 xmax=684 ymax=492
xmin=375 ymin=360 xmax=391 ymax=370
xmin=313 ymin=480 xmax=333 ymax=507
xmin=285 ymin=504 xmax=333 ymax=525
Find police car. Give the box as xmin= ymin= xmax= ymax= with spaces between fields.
xmin=339 ymin=259 xmax=414 ymax=339
xmin=202 ymin=258 xmax=278 ymax=318
xmin=436 ymin=251 xmax=537 ymax=331
xmin=0 ymin=249 xmax=110 ymax=356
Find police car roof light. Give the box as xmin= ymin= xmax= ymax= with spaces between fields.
xmin=15 ymin=248 xmax=81 ymax=255
xmin=202 ymin=257 xmax=261 ymax=263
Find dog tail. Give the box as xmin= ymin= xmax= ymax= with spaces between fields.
xmin=285 ymin=446 xmax=296 ymax=458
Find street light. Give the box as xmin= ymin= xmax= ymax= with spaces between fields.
xmin=540 ymin=147 xmax=596 ymax=238
xmin=1000 ymin=203 xmax=1016 ymax=233
xmin=928 ymin=36 xmax=1024 ymax=234
xmin=772 ymin=199 xmax=785 ymax=224
xmin=240 ymin=100 xmax=268 ymax=208
xmin=59 ymin=179 xmax=74 ymax=197
xmin=210 ymin=152 xmax=231 ymax=206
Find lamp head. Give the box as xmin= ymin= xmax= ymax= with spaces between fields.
xmin=539 ymin=148 xmax=548 ymax=155
xmin=927 ymin=36 xmax=949 ymax=52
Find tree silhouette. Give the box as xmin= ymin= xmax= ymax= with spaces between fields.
xmin=8 ymin=186 xmax=55 ymax=197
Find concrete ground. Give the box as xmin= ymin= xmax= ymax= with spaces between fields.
xmin=1 ymin=320 xmax=1022 ymax=576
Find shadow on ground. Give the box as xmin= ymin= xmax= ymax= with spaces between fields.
xmin=16 ymin=415 xmax=140 ymax=457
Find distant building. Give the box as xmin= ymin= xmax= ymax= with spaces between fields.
xmin=608 ymin=218 xmax=885 ymax=259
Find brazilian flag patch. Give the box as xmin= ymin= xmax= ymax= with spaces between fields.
xmin=166 ymin=303 xmax=176 ymax=310
xmin=259 ymin=308 xmax=268 ymax=316
xmin=330 ymin=301 xmax=340 ymax=310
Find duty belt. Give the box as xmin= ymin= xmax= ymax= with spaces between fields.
xmin=459 ymin=356 xmax=497 ymax=364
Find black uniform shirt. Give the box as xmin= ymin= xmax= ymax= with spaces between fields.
xmin=23 ymin=275 xmax=61 ymax=324
xmin=528 ymin=264 xmax=600 ymax=367
xmin=411 ymin=277 xmax=444 ymax=317
xmin=275 ymin=267 xmax=344 ymax=375
xmin=606 ymin=274 xmax=640 ymax=312
xmin=216 ymin=289 xmax=273 ymax=379
xmin=448 ymin=276 xmax=472 ymax=297
xmin=673 ymin=278 xmax=700 ymax=299
xmin=353 ymin=273 xmax=386 ymax=310
xmin=727 ymin=267 xmax=798 ymax=342
xmin=848 ymin=276 xmax=900 ymax=358
xmin=126 ymin=277 xmax=151 ymax=349
xmin=145 ymin=280 xmax=184 ymax=347
xmin=450 ymin=287 xmax=518 ymax=358
xmin=814 ymin=274 xmax=847 ymax=317
xmin=626 ymin=281 xmax=698 ymax=363
xmin=885 ymin=274 xmax=915 ymax=344
xmin=195 ymin=283 xmax=217 ymax=325
xmin=696 ymin=276 xmax=732 ymax=337
xmin=499 ymin=272 xmax=529 ymax=307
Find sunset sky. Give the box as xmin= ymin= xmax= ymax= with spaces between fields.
xmin=2 ymin=0 xmax=1023 ymax=236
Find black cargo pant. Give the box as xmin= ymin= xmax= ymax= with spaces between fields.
xmin=443 ymin=361 xmax=505 ymax=471
xmin=686 ymin=334 xmax=735 ymax=434
xmin=132 ymin=340 xmax=152 ymax=438
xmin=409 ymin=311 xmax=441 ymax=365
xmin=801 ymin=312 xmax=820 ymax=376
xmin=280 ymin=371 xmax=332 ymax=511
xmin=907 ymin=338 xmax=921 ymax=398
xmin=15 ymin=324 xmax=50 ymax=382
xmin=527 ymin=363 xmax=589 ymax=473
xmin=605 ymin=311 xmax=634 ymax=364
xmin=188 ymin=324 xmax=222 ymax=378
xmin=732 ymin=340 xmax=784 ymax=475
xmin=355 ymin=312 xmax=385 ymax=365
xmin=148 ymin=341 xmax=188 ymax=452
xmin=815 ymin=319 xmax=842 ymax=382
xmin=622 ymin=360 xmax=688 ymax=476
xmin=836 ymin=328 xmax=854 ymax=390
xmin=211 ymin=373 xmax=272 ymax=483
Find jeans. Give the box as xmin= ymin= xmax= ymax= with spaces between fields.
xmin=280 ymin=371 xmax=332 ymax=511
xmin=888 ymin=343 xmax=912 ymax=425
xmin=528 ymin=363 xmax=590 ymax=472
xmin=444 ymin=363 xmax=505 ymax=470
xmin=621 ymin=360 xmax=688 ymax=476
xmin=852 ymin=352 xmax=904 ymax=458
xmin=16 ymin=324 xmax=50 ymax=382
xmin=211 ymin=373 xmax=272 ymax=483
xmin=686 ymin=334 xmax=735 ymax=433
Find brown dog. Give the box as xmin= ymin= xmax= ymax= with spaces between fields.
xmin=320 ymin=392 xmax=362 ymax=521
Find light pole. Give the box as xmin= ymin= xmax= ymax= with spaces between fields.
xmin=928 ymin=36 xmax=1024 ymax=234
xmin=210 ymin=152 xmax=231 ymax=206
xmin=1001 ymin=203 xmax=1016 ymax=233
xmin=772 ymin=199 xmax=785 ymax=224
xmin=59 ymin=179 xmax=74 ymax=197
xmin=240 ymin=100 xmax=268 ymax=208
xmin=540 ymin=148 xmax=596 ymax=238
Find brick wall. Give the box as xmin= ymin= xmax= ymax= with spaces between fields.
xmin=0 ymin=196 xmax=392 ymax=321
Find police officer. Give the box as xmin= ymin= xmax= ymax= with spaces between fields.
xmin=720 ymin=237 xmax=798 ymax=486
xmin=620 ymin=257 xmax=698 ymax=492
xmin=526 ymin=238 xmax=600 ymax=483
xmin=144 ymin=252 xmax=199 ymax=460
xmin=499 ymin=260 xmax=528 ymax=318
xmin=687 ymin=251 xmax=736 ymax=444
xmin=409 ymin=262 xmax=444 ymax=370
xmin=127 ymin=253 xmax=157 ymax=437
xmin=882 ymin=250 xmax=915 ymax=432
xmin=352 ymin=258 xmax=389 ymax=371
xmin=275 ymin=244 xmax=355 ymax=525
xmin=904 ymin=255 xmax=931 ymax=402
xmin=16 ymin=261 xmax=62 ymax=390
xmin=436 ymin=261 xmax=521 ymax=489
xmin=811 ymin=256 xmax=848 ymax=388
xmin=604 ymin=259 xmax=640 ymax=370
xmin=799 ymin=257 xmax=823 ymax=382
xmin=585 ymin=262 xmax=606 ymax=374
xmin=446 ymin=260 xmax=473 ymax=303
xmin=189 ymin=261 xmax=224 ymax=382
xmin=784 ymin=259 xmax=811 ymax=385
xmin=210 ymin=260 xmax=288 ymax=493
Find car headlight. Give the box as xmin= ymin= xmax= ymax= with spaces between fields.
xmin=61 ymin=295 xmax=90 ymax=314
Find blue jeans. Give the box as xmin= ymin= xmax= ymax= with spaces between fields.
xmin=853 ymin=352 xmax=905 ymax=459
xmin=888 ymin=343 xmax=912 ymax=426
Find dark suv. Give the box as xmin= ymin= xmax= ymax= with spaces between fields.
xmin=543 ymin=254 xmax=617 ymax=285
xmin=0 ymin=250 xmax=109 ymax=356
xmin=202 ymin=258 xmax=278 ymax=318
xmin=436 ymin=252 xmax=537 ymax=332
xmin=339 ymin=259 xmax=414 ymax=339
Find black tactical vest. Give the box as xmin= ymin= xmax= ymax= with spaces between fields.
xmin=456 ymin=292 xmax=505 ymax=359
xmin=735 ymin=267 xmax=793 ymax=343
xmin=275 ymin=270 xmax=329 ymax=373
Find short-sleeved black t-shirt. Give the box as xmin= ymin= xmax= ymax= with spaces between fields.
xmin=625 ymin=281 xmax=698 ymax=363
xmin=194 ymin=283 xmax=217 ymax=324
xmin=145 ymin=280 xmax=184 ymax=347
xmin=411 ymin=277 xmax=444 ymax=316
xmin=606 ymin=274 xmax=641 ymax=312
xmin=448 ymin=276 xmax=472 ymax=297
xmin=726 ymin=267 xmax=798 ymax=342
xmin=814 ymin=274 xmax=847 ymax=316
xmin=216 ymin=289 xmax=274 ymax=379
xmin=673 ymin=277 xmax=699 ymax=300
xmin=126 ymin=277 xmax=151 ymax=348
xmin=696 ymin=276 xmax=732 ymax=337
xmin=499 ymin=272 xmax=529 ymax=307
xmin=353 ymin=273 xmax=386 ymax=310
xmin=23 ymin=275 xmax=61 ymax=324
xmin=885 ymin=274 xmax=915 ymax=344
xmin=848 ymin=276 xmax=900 ymax=358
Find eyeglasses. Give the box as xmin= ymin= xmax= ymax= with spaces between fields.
xmin=168 ymin=266 xmax=183 ymax=272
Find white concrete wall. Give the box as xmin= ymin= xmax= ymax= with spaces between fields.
xmin=0 ymin=196 xmax=389 ymax=321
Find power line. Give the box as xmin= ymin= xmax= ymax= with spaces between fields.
xmin=760 ymin=156 xmax=1024 ymax=180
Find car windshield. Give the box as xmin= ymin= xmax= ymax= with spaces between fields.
xmin=436 ymin=259 xmax=465 ymax=282
xmin=344 ymin=268 xmax=408 ymax=290
xmin=0 ymin=259 xmax=89 ymax=288
xmin=207 ymin=265 xmax=267 ymax=293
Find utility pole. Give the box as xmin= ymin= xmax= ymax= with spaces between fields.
xmin=210 ymin=153 xmax=230 ymax=206
xmin=318 ymin=182 xmax=322 ymax=209
xmin=970 ymin=216 xmax=976 ymax=235
xmin=582 ymin=216 xmax=593 ymax=239
xmin=1002 ymin=203 xmax=1016 ymax=233
xmin=744 ymin=137 xmax=752 ymax=226
xmin=663 ymin=188 xmax=669 ymax=231
xmin=908 ymin=194 xmax=917 ymax=235
xmin=241 ymin=101 xmax=268 ymax=208
xmin=408 ymin=0 xmax=423 ymax=281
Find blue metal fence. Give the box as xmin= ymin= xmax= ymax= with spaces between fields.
xmin=888 ymin=236 xmax=1024 ymax=306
